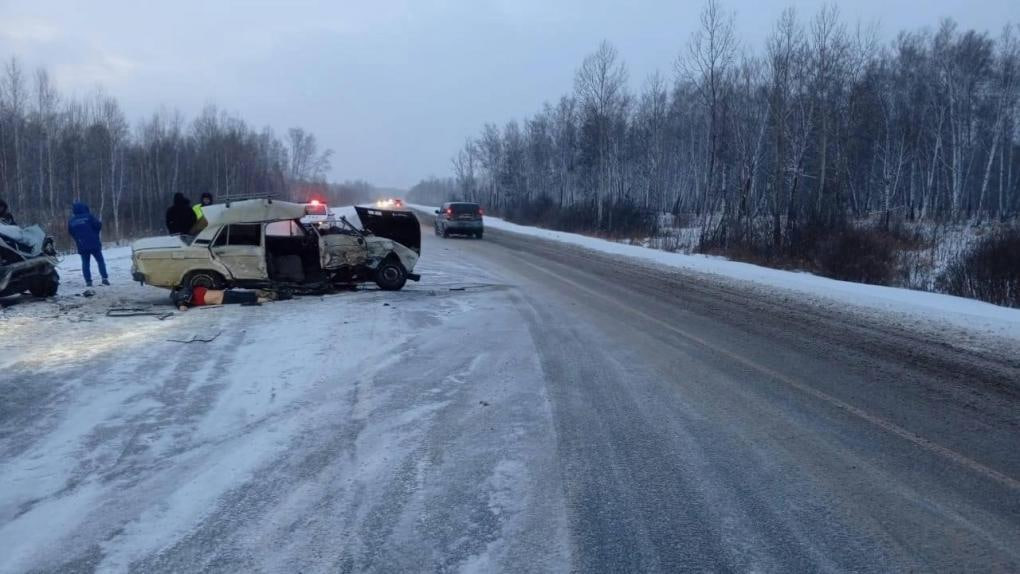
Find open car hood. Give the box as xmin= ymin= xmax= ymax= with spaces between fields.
xmin=355 ymin=206 xmax=421 ymax=254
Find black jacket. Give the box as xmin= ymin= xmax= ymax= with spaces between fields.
xmin=166 ymin=193 xmax=197 ymax=235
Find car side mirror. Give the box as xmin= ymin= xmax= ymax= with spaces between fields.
xmin=434 ymin=210 xmax=440 ymax=215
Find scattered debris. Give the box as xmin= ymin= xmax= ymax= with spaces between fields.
xmin=107 ymin=307 xmax=174 ymax=320
xmin=479 ymin=400 xmax=490 ymax=407
xmin=449 ymin=287 xmax=466 ymax=291
xmin=81 ymin=290 xmax=95 ymax=298
xmin=167 ymin=331 xmax=222 ymax=344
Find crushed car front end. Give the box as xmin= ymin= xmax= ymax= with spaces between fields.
xmin=0 ymin=224 xmax=60 ymax=298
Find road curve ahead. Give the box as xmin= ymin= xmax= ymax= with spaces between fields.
xmin=426 ymin=217 xmax=1020 ymax=573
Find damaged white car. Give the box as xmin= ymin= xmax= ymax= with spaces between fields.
xmin=0 ymin=223 xmax=60 ymax=298
xmin=131 ymin=199 xmax=421 ymax=291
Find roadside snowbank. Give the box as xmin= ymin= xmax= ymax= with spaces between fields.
xmin=410 ymin=204 xmax=1020 ymax=341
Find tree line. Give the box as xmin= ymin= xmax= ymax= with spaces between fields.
xmin=0 ymin=58 xmax=334 ymax=247
xmin=416 ymin=2 xmax=1019 ymax=256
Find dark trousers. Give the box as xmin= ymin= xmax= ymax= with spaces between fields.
xmin=79 ymin=250 xmax=108 ymax=283
xmin=222 ymin=290 xmax=258 ymax=305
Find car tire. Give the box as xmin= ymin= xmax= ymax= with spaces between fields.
xmin=442 ymin=226 xmax=450 ymax=238
xmin=434 ymin=224 xmax=440 ymax=236
xmin=183 ymin=270 xmax=226 ymax=290
xmin=29 ymin=270 xmax=59 ymax=298
xmin=375 ymin=260 xmax=407 ymax=291
xmin=476 ymin=231 xmax=484 ymax=239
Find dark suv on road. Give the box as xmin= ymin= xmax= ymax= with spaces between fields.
xmin=434 ymin=202 xmax=484 ymax=238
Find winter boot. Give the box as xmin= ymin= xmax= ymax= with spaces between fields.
xmin=101 ymin=278 xmax=110 ymax=286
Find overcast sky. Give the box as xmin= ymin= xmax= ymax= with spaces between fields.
xmin=1 ymin=1 xmax=1017 ymax=189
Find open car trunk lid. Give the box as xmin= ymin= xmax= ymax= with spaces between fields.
xmin=354 ymin=206 xmax=421 ymax=254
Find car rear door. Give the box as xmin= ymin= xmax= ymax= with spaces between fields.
xmin=211 ymin=223 xmax=268 ymax=280
xmin=452 ymin=203 xmax=481 ymax=222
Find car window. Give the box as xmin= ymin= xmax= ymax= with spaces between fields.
xmin=266 ymin=220 xmax=304 ymax=237
xmin=228 ymin=224 xmax=262 ymax=245
xmin=451 ymin=203 xmax=479 ymax=214
xmin=212 ymin=227 xmax=228 ymax=247
xmin=214 ymin=224 xmax=262 ymax=247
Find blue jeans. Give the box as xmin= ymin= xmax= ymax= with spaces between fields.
xmin=80 ymin=250 xmax=108 ymax=283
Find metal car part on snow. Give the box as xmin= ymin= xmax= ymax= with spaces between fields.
xmin=131 ymin=199 xmax=421 ymax=292
xmin=0 ymin=224 xmax=60 ymax=298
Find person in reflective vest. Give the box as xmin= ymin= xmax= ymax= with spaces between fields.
xmin=189 ymin=192 xmax=214 ymax=235
xmin=192 ymin=192 xmax=213 ymax=220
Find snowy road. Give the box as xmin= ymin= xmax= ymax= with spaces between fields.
xmin=2 ymin=220 xmax=1020 ymax=572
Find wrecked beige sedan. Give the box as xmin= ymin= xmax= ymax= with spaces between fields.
xmin=131 ymin=199 xmax=421 ymax=291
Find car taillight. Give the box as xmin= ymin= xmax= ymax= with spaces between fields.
xmin=478 ymin=208 xmax=484 ymax=216
xmin=445 ymin=208 xmax=453 ymax=219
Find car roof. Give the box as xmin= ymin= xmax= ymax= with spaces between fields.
xmin=203 ymin=198 xmax=307 ymax=226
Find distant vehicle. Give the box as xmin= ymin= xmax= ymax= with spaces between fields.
xmin=0 ymin=223 xmax=60 ymax=298
xmin=375 ymin=198 xmax=405 ymax=209
xmin=434 ymin=202 xmax=484 ymax=238
xmin=301 ymin=199 xmax=329 ymax=223
xmin=132 ymin=199 xmax=421 ymax=292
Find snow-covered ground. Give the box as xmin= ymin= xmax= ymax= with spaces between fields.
xmin=410 ymin=204 xmax=1020 ymax=342
xmin=3 ymin=207 xmax=1019 ymax=571
xmin=0 ymin=235 xmax=564 ymax=572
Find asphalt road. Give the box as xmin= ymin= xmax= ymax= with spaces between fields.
xmin=3 ymin=219 xmax=1019 ymax=573
xmin=421 ymin=218 xmax=1020 ymax=572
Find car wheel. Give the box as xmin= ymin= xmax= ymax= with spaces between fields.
xmin=375 ymin=260 xmax=407 ymax=291
xmin=183 ymin=270 xmax=225 ymax=289
xmin=476 ymin=231 xmax=484 ymax=239
xmin=434 ymin=224 xmax=440 ymax=236
xmin=29 ymin=270 xmax=59 ymax=298
xmin=442 ymin=226 xmax=450 ymax=238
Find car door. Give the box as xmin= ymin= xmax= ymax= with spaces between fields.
xmin=318 ymin=228 xmax=369 ymax=269
xmin=211 ymin=223 xmax=268 ymax=280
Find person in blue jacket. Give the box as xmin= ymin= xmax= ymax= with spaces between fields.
xmin=68 ymin=201 xmax=109 ymax=287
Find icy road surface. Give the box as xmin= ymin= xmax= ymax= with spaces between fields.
xmin=2 ymin=222 xmax=1020 ymax=572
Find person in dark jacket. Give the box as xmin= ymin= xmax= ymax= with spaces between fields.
xmin=166 ymin=192 xmax=197 ymax=235
xmin=0 ymin=199 xmax=15 ymax=226
xmin=68 ymin=201 xmax=108 ymax=287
